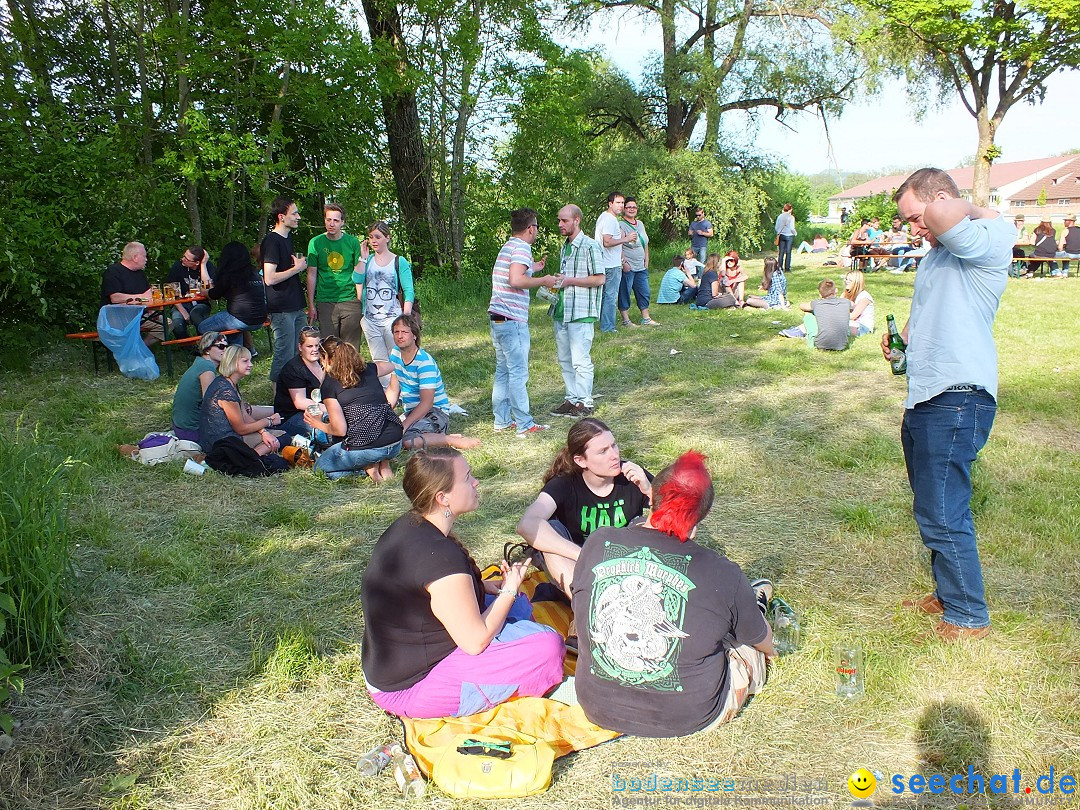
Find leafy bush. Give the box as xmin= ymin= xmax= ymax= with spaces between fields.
xmin=0 ymin=424 xmax=79 ymax=667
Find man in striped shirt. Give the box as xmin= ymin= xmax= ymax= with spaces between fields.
xmin=488 ymin=208 xmax=560 ymax=437
xmin=550 ymin=205 xmax=605 ymax=418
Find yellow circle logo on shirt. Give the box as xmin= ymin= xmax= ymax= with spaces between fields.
xmin=327 ymin=251 xmax=345 ymax=271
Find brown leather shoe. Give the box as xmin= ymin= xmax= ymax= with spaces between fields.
xmin=920 ymin=621 xmax=991 ymax=643
xmin=902 ymin=593 xmax=944 ymax=615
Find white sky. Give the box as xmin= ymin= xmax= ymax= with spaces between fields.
xmin=574 ymin=10 xmax=1080 ymax=177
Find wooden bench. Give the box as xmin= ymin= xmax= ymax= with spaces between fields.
xmin=64 ymin=331 xmax=108 ymax=373
xmin=1012 ymin=256 xmax=1071 ymax=278
xmin=850 ymin=252 xmax=921 ymax=273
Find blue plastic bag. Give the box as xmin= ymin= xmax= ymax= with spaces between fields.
xmin=97 ymin=305 xmax=160 ymax=380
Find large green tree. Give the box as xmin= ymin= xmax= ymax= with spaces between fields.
xmin=861 ymin=0 xmax=1080 ymax=205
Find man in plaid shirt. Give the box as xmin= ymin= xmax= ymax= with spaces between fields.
xmin=550 ymin=204 xmax=606 ymax=418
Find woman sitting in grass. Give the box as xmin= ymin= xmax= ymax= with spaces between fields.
xmin=171 ymin=331 xmax=228 ymax=443
xmin=361 ymin=448 xmax=564 ymax=718
xmin=198 ymin=345 xmax=284 ymax=456
xmin=388 ymin=314 xmax=480 ymax=451
xmin=694 ymin=254 xmax=737 ymax=310
xmin=743 ymin=257 xmax=789 ymax=311
xmin=516 ymin=418 xmax=652 ymax=597
xmin=842 ymin=270 xmax=875 ymax=336
xmin=306 ymin=337 xmax=402 ymax=482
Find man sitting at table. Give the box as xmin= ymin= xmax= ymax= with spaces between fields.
xmin=166 ymin=246 xmax=215 ymax=338
xmin=100 ymin=241 xmax=163 ymax=345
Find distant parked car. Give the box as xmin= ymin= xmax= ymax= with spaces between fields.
xmin=808 ymin=215 xmax=828 ymax=224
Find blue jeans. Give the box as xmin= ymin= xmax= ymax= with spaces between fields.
xmin=599 ymin=266 xmax=621 ymax=332
xmin=278 ymin=410 xmax=311 ymax=443
xmin=777 ymin=234 xmax=794 ymax=273
xmin=1054 ymin=251 xmax=1078 ymax=277
xmin=268 ymin=310 xmax=307 ymax=383
xmin=490 ymin=319 xmax=535 ymax=432
xmin=170 ymin=302 xmax=210 ymax=338
xmin=618 ymin=270 xmax=651 ymax=313
xmin=552 ymin=320 xmax=594 ymax=407
xmin=901 ymin=389 xmax=996 ymax=628
xmin=694 ymin=246 xmax=707 ymax=263
xmin=199 ymin=310 xmax=264 ymax=344
xmin=315 ymin=440 xmax=402 ymax=480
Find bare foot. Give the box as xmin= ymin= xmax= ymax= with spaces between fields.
xmin=365 ymin=463 xmax=382 ymax=482
xmin=378 ymin=459 xmax=394 ymax=481
xmin=447 ymin=434 xmax=482 ymax=450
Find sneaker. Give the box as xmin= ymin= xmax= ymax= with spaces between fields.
xmin=516 ymin=424 xmax=549 ymax=438
xmin=779 ymin=326 xmax=804 ymax=339
xmin=249 ymin=349 xmax=260 ymax=360
xmin=493 ymin=422 xmax=516 ymax=432
xmin=551 ymin=400 xmax=576 ymax=416
xmin=573 ymin=403 xmax=595 ymax=417
xmin=750 ymin=579 xmax=774 ymax=617
xmin=901 ymin=593 xmax=944 ymax=616
xmin=640 ymin=318 xmax=660 ymax=326
xmin=919 ymin=621 xmax=991 ymax=643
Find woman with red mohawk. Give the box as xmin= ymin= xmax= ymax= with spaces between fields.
xmin=570 ymin=451 xmax=776 ymax=737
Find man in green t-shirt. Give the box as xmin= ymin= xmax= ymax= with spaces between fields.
xmin=306 ymin=202 xmax=364 ymax=348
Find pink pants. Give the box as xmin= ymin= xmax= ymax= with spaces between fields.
xmin=368 ymin=621 xmax=566 ymax=719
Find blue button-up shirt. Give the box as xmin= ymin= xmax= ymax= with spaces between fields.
xmin=906 ymin=215 xmax=1012 ymax=409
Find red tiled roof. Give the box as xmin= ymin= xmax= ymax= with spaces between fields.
xmin=1009 ymin=156 xmax=1080 ymax=202
xmin=829 ymin=156 xmax=1076 ymax=201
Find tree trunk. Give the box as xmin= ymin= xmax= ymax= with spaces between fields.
xmin=702 ymin=0 xmax=719 ymax=152
xmin=4 ymin=0 xmax=54 ymax=106
xmin=258 ymin=64 xmax=290 ymax=240
xmin=175 ymin=0 xmax=201 ymax=242
xmin=661 ymin=0 xmax=685 ymax=151
xmin=362 ymin=0 xmax=445 ymax=279
xmin=135 ymin=0 xmax=154 ymax=173
xmin=101 ymin=0 xmax=125 ymax=124
xmin=971 ymin=107 xmax=997 ymax=207
xmin=449 ymin=9 xmax=481 ymax=282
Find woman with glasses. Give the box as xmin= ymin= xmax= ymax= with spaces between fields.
xmin=306 ymin=338 xmax=402 ymax=482
xmin=361 ymin=448 xmax=564 ymax=718
xmin=272 ymin=325 xmax=326 ymax=441
xmin=172 ymin=331 xmax=230 ymax=443
xmin=198 ymin=241 xmax=268 ymax=352
xmin=199 ymin=346 xmax=284 ymax=455
xmin=353 ymin=221 xmax=415 ymax=382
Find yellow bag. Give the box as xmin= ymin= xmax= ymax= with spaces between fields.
xmin=430 ymin=731 xmax=555 ymax=799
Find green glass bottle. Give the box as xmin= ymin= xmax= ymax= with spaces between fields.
xmin=886 ymin=314 xmax=906 ymax=375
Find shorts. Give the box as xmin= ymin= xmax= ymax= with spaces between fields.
xmin=403 ymin=408 xmax=449 ymax=441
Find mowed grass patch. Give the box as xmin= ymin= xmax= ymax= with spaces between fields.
xmin=0 ymin=259 xmax=1077 ymax=808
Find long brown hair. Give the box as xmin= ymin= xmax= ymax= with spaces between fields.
xmin=402 ymin=448 xmax=481 ymax=578
xmin=542 ymin=418 xmax=612 ymax=484
xmin=321 ymin=339 xmax=366 ymax=387
xmin=761 ymin=257 xmax=778 ymax=291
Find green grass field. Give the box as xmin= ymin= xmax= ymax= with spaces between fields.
xmin=1 ymin=253 xmax=1077 ymax=809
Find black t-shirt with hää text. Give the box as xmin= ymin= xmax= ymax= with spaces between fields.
xmin=571 ymin=525 xmax=769 ymax=737
xmin=361 ymin=512 xmax=485 ymax=691
xmin=273 ymin=355 xmax=323 ymax=420
xmin=541 ymin=471 xmax=651 ymax=547
xmin=101 ymin=263 xmax=151 ymax=307
xmin=261 ymin=231 xmax=304 ymax=313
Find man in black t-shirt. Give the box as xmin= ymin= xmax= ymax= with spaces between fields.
xmin=571 ymin=452 xmax=776 ymax=737
xmin=262 ymin=196 xmax=309 ymax=388
xmin=100 ymin=241 xmax=163 ymax=344
xmin=166 ymin=245 xmax=216 ymax=337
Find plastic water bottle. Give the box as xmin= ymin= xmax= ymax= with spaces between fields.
xmin=770 ymin=598 xmax=800 ymax=656
xmin=357 ymin=743 xmax=394 ymax=776
xmin=834 ymin=644 xmax=865 ymax=699
xmin=390 ymin=745 xmax=425 ymax=798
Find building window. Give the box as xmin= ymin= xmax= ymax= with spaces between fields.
xmin=990 ymin=194 xmax=999 ymax=204
xmin=1014 ymin=201 xmax=1025 ymax=207
xmin=1059 ymin=199 xmax=1071 ymax=205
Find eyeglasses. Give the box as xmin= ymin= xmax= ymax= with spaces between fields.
xmin=299 ymin=326 xmax=321 ymax=338
xmin=503 ymin=541 xmax=531 ymax=566
xmin=456 ymin=739 xmax=513 ymax=759
xmin=211 ymin=342 xmax=228 ymax=350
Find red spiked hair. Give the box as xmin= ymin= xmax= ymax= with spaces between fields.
xmin=648 ymin=451 xmax=714 ymax=542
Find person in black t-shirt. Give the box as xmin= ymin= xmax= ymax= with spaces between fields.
xmin=100 ymin=241 xmax=163 ymax=344
xmin=516 ymin=417 xmax=652 ymax=595
xmin=306 ymin=338 xmax=402 ymax=481
xmin=271 ymin=326 xmax=326 ymax=441
xmin=361 ymin=448 xmax=564 ymax=718
xmin=262 ymin=196 xmax=309 ymax=388
xmin=571 ymin=451 xmax=776 ymax=737
xmin=165 ymin=245 xmax=215 ymax=337
xmin=198 ymin=241 xmax=268 ymax=352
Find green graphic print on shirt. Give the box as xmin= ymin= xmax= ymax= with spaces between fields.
xmin=587 ymin=542 xmax=695 ymax=691
xmin=580 ymin=497 xmax=630 ymax=536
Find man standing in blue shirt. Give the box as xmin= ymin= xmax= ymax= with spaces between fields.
xmin=688 ymin=207 xmax=714 ymax=264
xmin=887 ymin=168 xmax=1011 ymax=642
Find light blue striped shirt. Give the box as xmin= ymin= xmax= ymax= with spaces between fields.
xmin=906 ymin=215 xmax=1012 ymax=408
xmin=390 ymin=347 xmax=450 ymax=415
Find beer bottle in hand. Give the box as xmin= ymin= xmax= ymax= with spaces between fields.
xmin=886 ymin=314 xmax=906 ymax=375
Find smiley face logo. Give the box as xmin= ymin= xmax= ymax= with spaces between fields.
xmin=848 ymin=768 xmax=877 ymax=798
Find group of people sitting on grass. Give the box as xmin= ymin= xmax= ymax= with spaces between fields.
xmin=657 ymin=251 xmax=790 ymax=311
xmin=169 ymin=315 xmax=479 ymax=478
xmin=777 ymin=270 xmax=875 ymax=350
xmin=360 ymin=421 xmax=776 ymax=738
